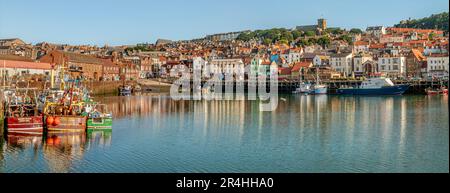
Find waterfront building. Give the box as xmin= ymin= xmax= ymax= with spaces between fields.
xmin=330 ymin=52 xmax=353 ymax=77
xmin=208 ymin=58 xmax=244 ymax=77
xmin=139 ymin=56 xmax=153 ymax=78
xmin=426 ymin=54 xmax=449 ymax=79
xmin=353 ymin=54 xmax=373 ymax=77
xmin=377 ymin=55 xmax=407 ymax=78
xmin=249 ymin=56 xmax=263 ymax=77
xmin=39 ymin=50 xmax=103 ymax=81
xmin=0 ymin=59 xmax=53 ymax=78
xmin=100 ymin=58 xmax=120 ymax=81
xmin=406 ymin=49 xmax=427 ymax=78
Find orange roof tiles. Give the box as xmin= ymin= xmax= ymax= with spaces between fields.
xmin=354 ymin=41 xmax=369 ymax=46
xmin=0 ymin=59 xmax=52 ymax=70
xmin=291 ymin=62 xmax=312 ymax=72
xmin=388 ymin=27 xmax=444 ymax=35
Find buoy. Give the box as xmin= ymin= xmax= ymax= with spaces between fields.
xmin=46 ymin=138 xmax=54 ymax=145
xmin=53 ymin=117 xmax=61 ymax=126
xmin=46 ymin=116 xmax=54 ymax=125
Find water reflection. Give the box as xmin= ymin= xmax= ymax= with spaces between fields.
xmin=86 ymin=130 xmax=112 ymax=149
xmin=0 ymin=94 xmax=448 ymax=172
xmin=43 ymin=131 xmax=86 ymax=173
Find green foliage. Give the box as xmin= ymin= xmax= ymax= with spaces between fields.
xmin=237 ymin=28 xmax=299 ymax=44
xmin=340 ymin=35 xmax=353 ymax=44
xmin=326 ymin=28 xmax=343 ymax=35
xmin=263 ymin=38 xmax=272 ymax=45
xmin=304 ymin=31 xmax=316 ymax=37
xmin=349 ymin=28 xmax=363 ymax=34
xmin=316 ymin=36 xmax=331 ymax=47
xmin=126 ymin=45 xmax=153 ymax=52
xmin=394 ymin=12 xmax=449 ymax=32
xmin=292 ymin=30 xmax=302 ymax=40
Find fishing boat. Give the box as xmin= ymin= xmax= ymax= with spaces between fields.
xmin=425 ymin=86 xmax=448 ymax=95
xmin=313 ymin=67 xmax=327 ymax=94
xmin=43 ymin=83 xmax=88 ymax=131
xmin=425 ymin=79 xmax=448 ymax=95
xmin=85 ymin=103 xmax=112 ymax=130
xmin=292 ymin=82 xmax=313 ymax=94
xmin=337 ymin=77 xmax=410 ymax=95
xmin=118 ymin=85 xmax=132 ymax=95
xmin=3 ymin=88 xmax=43 ymax=135
xmin=313 ymin=84 xmax=328 ymax=94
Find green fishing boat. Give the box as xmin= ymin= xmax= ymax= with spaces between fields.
xmin=85 ymin=103 xmax=113 ymax=130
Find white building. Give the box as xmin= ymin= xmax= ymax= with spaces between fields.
xmin=313 ymin=55 xmax=330 ymax=66
xmin=330 ymin=53 xmax=353 ymax=77
xmin=366 ymin=26 xmax=386 ymax=38
xmin=424 ymin=44 xmax=448 ymax=56
xmin=426 ymin=55 xmax=449 ymax=79
xmin=0 ymin=59 xmax=53 ymax=78
xmin=280 ymin=50 xmax=302 ymax=65
xmin=208 ymin=58 xmax=244 ymax=78
xmin=353 ymin=41 xmax=370 ymax=53
xmin=380 ymin=35 xmax=404 ymax=43
xmin=353 ymin=55 xmax=373 ymax=74
xmin=377 ymin=56 xmax=407 ymax=77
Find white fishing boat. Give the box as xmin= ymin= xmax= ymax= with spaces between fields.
xmin=313 ymin=67 xmax=327 ymax=94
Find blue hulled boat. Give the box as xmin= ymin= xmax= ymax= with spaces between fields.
xmin=337 ymin=77 xmax=410 ymax=95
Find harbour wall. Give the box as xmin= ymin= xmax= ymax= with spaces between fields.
xmin=84 ymin=80 xmax=137 ymax=96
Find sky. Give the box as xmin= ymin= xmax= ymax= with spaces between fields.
xmin=0 ymin=0 xmax=448 ymax=46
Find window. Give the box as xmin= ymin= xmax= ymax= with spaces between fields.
xmin=393 ymin=65 xmax=398 ymax=70
xmin=393 ymin=58 xmax=399 ymax=64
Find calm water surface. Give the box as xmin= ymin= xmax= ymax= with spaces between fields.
xmin=0 ymin=94 xmax=448 ymax=173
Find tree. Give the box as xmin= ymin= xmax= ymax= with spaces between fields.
xmin=317 ymin=36 xmax=331 ymax=48
xmin=429 ymin=32 xmax=436 ymax=40
xmin=237 ymin=32 xmax=252 ymax=41
xmin=327 ymin=28 xmax=343 ymax=35
xmin=305 ymin=31 xmax=316 ymax=37
xmin=394 ymin=12 xmax=449 ymax=32
xmin=263 ymin=38 xmax=273 ymax=45
xmin=281 ymin=31 xmax=294 ymax=42
xmin=292 ymin=30 xmax=302 ymax=40
xmin=340 ymin=35 xmax=353 ymax=44
xmin=296 ymin=39 xmax=312 ymax=47
xmin=349 ymin=28 xmax=363 ymax=34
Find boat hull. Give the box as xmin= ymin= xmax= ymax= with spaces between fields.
xmin=314 ymin=87 xmax=327 ymax=94
xmin=87 ymin=117 xmax=113 ymax=130
xmin=6 ymin=116 xmax=44 ymax=135
xmin=337 ymin=85 xmax=410 ymax=95
xmin=46 ymin=116 xmax=87 ymax=131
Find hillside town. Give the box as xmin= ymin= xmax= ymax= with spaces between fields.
xmin=0 ymin=18 xmax=448 ymax=86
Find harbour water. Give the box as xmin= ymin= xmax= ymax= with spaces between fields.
xmin=0 ymin=94 xmax=448 ymax=173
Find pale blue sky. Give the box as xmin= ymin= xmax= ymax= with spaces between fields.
xmin=0 ymin=0 xmax=448 ymax=45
